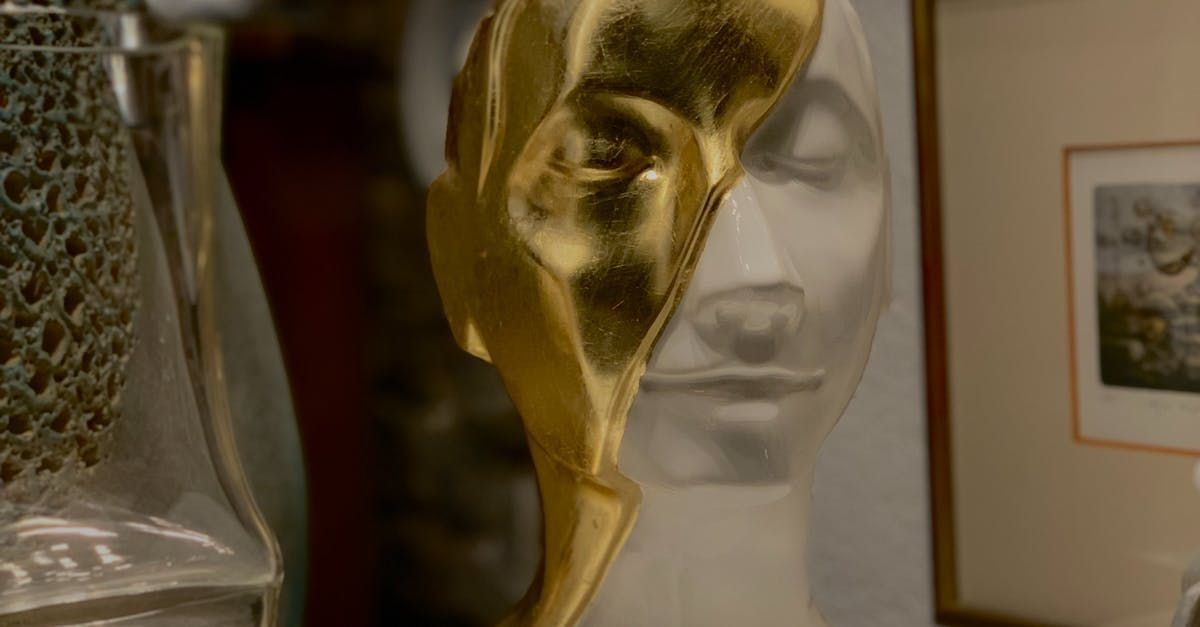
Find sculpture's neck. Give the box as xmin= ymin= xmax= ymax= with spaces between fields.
xmin=581 ymin=472 xmax=826 ymax=627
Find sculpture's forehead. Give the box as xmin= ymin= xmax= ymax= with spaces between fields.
xmin=561 ymin=0 xmax=822 ymax=127
xmin=747 ymin=0 xmax=877 ymax=139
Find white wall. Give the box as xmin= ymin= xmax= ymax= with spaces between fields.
xmin=810 ymin=2 xmax=935 ymax=625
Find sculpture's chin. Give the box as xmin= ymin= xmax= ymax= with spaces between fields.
xmin=619 ymin=387 xmax=839 ymax=491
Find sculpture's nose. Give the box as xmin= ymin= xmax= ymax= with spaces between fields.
xmin=687 ymin=181 xmax=805 ymax=364
xmin=695 ymin=285 xmax=806 ymax=364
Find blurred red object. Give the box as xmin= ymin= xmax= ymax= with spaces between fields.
xmin=224 ymin=30 xmax=378 ymax=627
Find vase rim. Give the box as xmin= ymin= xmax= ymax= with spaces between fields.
xmin=0 ymin=4 xmax=220 ymax=55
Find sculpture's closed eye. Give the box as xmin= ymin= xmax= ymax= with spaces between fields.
xmin=746 ymin=103 xmax=850 ymax=189
xmin=744 ymin=78 xmax=880 ymax=191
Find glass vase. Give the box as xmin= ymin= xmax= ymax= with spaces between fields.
xmin=0 ymin=6 xmax=282 ymax=624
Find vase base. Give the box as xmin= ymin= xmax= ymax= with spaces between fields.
xmin=2 ymin=587 xmax=273 ymax=627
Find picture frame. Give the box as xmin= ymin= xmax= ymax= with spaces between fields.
xmin=915 ymin=0 xmax=1200 ymax=625
xmin=1065 ymin=142 xmax=1200 ymax=457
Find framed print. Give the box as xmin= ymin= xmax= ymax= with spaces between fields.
xmin=1066 ymin=143 xmax=1200 ymax=456
xmin=915 ymin=0 xmax=1200 ymax=625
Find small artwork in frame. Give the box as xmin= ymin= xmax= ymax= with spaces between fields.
xmin=1066 ymin=141 xmax=1200 ymax=455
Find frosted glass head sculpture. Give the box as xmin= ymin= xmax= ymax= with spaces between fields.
xmin=427 ymin=0 xmax=888 ymax=624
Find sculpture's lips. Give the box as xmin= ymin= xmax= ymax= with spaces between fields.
xmin=639 ymin=366 xmax=825 ymax=397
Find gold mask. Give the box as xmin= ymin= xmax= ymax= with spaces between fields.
xmin=427 ymin=1 xmax=824 ymax=624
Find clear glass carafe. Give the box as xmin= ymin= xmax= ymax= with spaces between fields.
xmin=0 ymin=6 xmax=281 ymax=625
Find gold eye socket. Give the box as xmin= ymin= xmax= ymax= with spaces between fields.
xmin=552 ymin=130 xmax=652 ymax=181
xmin=582 ymin=136 xmax=639 ymax=171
